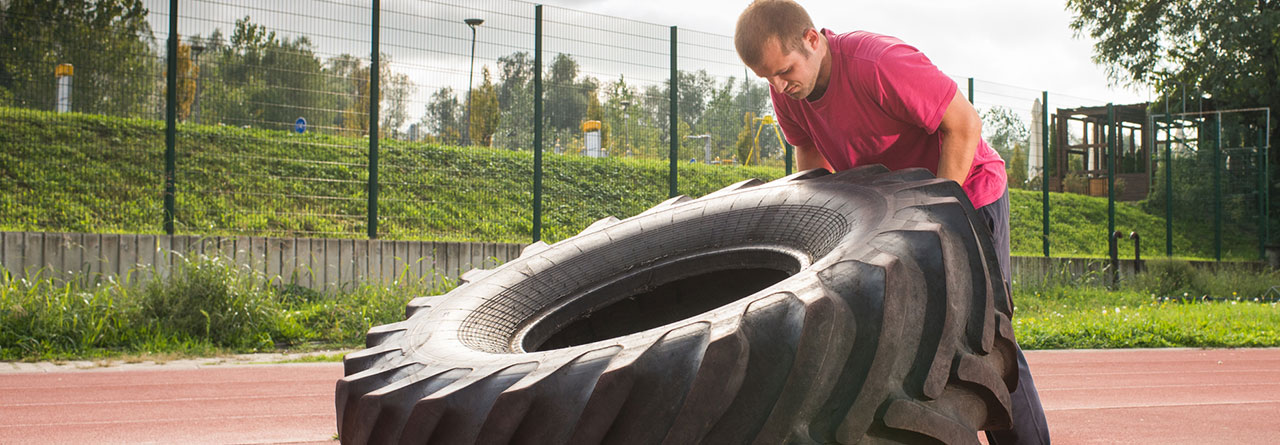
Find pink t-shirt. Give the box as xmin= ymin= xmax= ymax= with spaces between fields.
xmin=772 ymin=30 xmax=1006 ymax=208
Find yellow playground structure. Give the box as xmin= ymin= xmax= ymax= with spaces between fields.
xmin=745 ymin=114 xmax=785 ymax=167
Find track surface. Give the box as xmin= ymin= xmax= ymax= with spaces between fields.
xmin=2 ymin=348 xmax=1278 ymax=444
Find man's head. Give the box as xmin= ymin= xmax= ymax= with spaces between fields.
xmin=735 ymin=0 xmax=828 ymax=100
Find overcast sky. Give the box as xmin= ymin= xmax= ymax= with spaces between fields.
xmin=531 ymin=0 xmax=1150 ymax=106
xmin=145 ymin=0 xmax=1152 ymax=129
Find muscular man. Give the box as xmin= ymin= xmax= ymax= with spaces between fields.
xmin=734 ymin=1 xmax=1051 ymax=443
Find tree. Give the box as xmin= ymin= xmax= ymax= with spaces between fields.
xmin=493 ymin=52 xmax=533 ymax=150
xmin=381 ymin=69 xmax=416 ymax=138
xmin=544 ymin=53 xmax=588 ymax=133
xmin=737 ymin=111 xmax=756 ymax=164
xmin=496 ymin=52 xmax=532 ymax=110
xmin=1066 ymin=0 xmax=1280 ymax=175
xmin=981 ymin=106 xmax=1030 ymax=189
xmin=424 ymin=87 xmax=463 ymax=144
xmin=201 ymin=16 xmax=337 ymax=132
xmin=327 ymin=53 xmax=367 ymax=134
xmin=468 ymin=66 xmax=500 ymax=146
xmin=0 ymin=0 xmax=159 ymax=116
xmin=175 ymin=40 xmax=199 ymax=121
xmin=698 ymin=79 xmax=741 ymax=161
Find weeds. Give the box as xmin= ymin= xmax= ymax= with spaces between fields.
xmin=3 ymin=251 xmax=1277 ymax=360
xmin=1012 ymin=258 xmax=1280 ymax=349
xmin=0 ymin=255 xmax=449 ymax=361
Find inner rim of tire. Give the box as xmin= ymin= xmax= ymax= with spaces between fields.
xmin=519 ymin=247 xmax=806 ymax=352
xmin=456 ymin=204 xmax=853 ymax=354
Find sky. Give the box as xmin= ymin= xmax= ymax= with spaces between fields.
xmin=140 ymin=0 xmax=1154 ymax=130
xmin=532 ymin=0 xmax=1151 ymax=106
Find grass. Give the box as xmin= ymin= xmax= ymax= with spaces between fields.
xmin=3 ymin=253 xmax=1278 ymax=361
xmin=0 ymin=106 xmax=1264 ymax=260
xmin=0 ymin=254 xmax=443 ymax=361
xmin=1013 ymin=259 xmax=1280 ymax=349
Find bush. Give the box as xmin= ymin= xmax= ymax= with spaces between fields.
xmin=1125 ymin=259 xmax=1280 ymax=300
xmin=140 ymin=254 xmax=288 ymax=349
xmin=1126 ymin=259 xmax=1198 ymax=297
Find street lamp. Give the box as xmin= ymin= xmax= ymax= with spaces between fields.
xmin=190 ymin=43 xmax=205 ymax=124
xmin=464 ymin=18 xmax=484 ymax=146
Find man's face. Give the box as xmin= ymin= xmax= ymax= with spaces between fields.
xmin=749 ymin=32 xmax=821 ymax=100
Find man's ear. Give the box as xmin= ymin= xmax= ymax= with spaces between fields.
xmin=803 ymin=28 xmax=821 ymax=52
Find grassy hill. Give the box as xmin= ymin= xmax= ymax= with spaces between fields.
xmin=0 ymin=107 xmax=1260 ymax=260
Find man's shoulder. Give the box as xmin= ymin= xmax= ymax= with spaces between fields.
xmin=830 ymin=30 xmax=910 ymax=63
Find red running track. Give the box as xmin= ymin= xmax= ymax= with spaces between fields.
xmin=2 ymin=348 xmax=1278 ymax=444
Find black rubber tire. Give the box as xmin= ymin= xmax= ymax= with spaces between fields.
xmin=336 ymin=166 xmax=1019 ymax=444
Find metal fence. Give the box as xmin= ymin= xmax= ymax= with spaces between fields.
xmin=0 ymin=0 xmax=1272 ymax=261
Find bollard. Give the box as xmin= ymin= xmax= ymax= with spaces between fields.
xmin=55 ymin=64 xmax=73 ymax=113
xmin=1130 ymin=232 xmax=1142 ymax=273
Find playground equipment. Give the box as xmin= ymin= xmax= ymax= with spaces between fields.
xmin=749 ymin=114 xmax=785 ymax=167
xmin=685 ymin=134 xmax=711 ymax=163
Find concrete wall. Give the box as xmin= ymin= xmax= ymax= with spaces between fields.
xmin=1 ymin=231 xmax=1264 ymax=290
xmin=0 ymin=232 xmax=525 ymax=290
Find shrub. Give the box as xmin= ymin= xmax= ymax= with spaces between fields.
xmin=1126 ymin=259 xmax=1198 ymax=297
xmin=140 ymin=254 xmax=286 ymax=348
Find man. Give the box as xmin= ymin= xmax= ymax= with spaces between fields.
xmin=734 ymin=1 xmax=1051 ymax=444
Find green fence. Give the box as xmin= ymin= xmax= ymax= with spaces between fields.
xmin=0 ymin=0 xmax=1272 ymax=261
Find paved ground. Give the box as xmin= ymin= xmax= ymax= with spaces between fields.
xmin=2 ymin=348 xmax=1278 ymax=444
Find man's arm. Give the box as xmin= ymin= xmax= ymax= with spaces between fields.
xmin=796 ymin=143 xmax=833 ymax=172
xmin=936 ymin=90 xmax=982 ymax=184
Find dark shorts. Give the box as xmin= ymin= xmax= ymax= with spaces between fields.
xmin=977 ymin=190 xmax=1052 ymax=445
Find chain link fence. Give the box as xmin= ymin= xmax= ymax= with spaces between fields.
xmin=0 ymin=0 xmax=1272 ymax=260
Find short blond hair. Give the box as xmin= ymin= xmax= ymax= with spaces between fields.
xmin=734 ymin=0 xmax=815 ymax=67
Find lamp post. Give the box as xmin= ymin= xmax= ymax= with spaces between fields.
xmin=190 ymin=44 xmax=205 ymax=123
xmin=620 ymin=99 xmax=631 ymax=155
xmin=464 ymin=18 xmax=484 ymax=146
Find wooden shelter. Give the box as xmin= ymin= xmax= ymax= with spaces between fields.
xmin=1050 ymin=103 xmax=1152 ymax=201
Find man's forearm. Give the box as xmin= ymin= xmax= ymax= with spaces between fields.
xmin=937 ymin=130 xmax=977 ymax=184
xmin=936 ymin=91 xmax=981 ymax=184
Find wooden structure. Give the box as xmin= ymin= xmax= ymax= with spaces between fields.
xmin=1051 ymin=103 xmax=1152 ymax=201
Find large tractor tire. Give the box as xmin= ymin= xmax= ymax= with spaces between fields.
xmin=336 ymin=166 xmax=1019 ymax=444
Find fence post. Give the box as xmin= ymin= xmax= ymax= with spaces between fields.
xmin=1107 ymin=103 xmax=1115 ymax=249
xmin=368 ymin=0 xmax=380 ymax=239
xmin=1214 ymin=112 xmax=1222 ymax=261
xmin=669 ymin=26 xmax=679 ymax=198
xmin=1164 ymin=99 xmax=1173 ymax=257
xmin=1262 ymin=125 xmax=1270 ymax=260
xmin=532 ymin=4 xmax=543 ymax=243
xmin=1041 ymin=91 xmax=1049 ymax=257
xmin=163 ymin=0 xmax=178 ymax=235
xmin=785 ymin=141 xmax=793 ymax=175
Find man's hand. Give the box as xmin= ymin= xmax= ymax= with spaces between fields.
xmin=796 ymin=143 xmax=833 ymax=172
xmin=936 ymin=90 xmax=982 ymax=185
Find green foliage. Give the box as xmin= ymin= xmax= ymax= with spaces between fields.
xmin=1008 ymin=188 xmax=1257 ymax=260
xmin=1017 ymin=299 xmax=1280 ymax=349
xmin=1065 ymin=0 xmax=1279 ymax=229
xmin=0 ymin=256 xmax=447 ymax=360
xmin=0 ymin=106 xmax=1267 ymax=259
xmin=981 ymin=106 xmax=1032 ymax=189
xmin=1066 ymin=0 xmax=1279 ymax=113
xmin=467 ymin=67 xmax=500 ymax=147
xmin=424 ymin=87 xmax=464 ymax=145
xmin=140 ymin=254 xmax=283 ymax=348
xmin=4 ymin=256 xmax=1277 ymax=360
xmin=0 ymin=0 xmax=159 ymax=116
xmin=1012 ymin=259 xmax=1280 ymax=349
xmin=198 ymin=16 xmax=340 ymax=132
